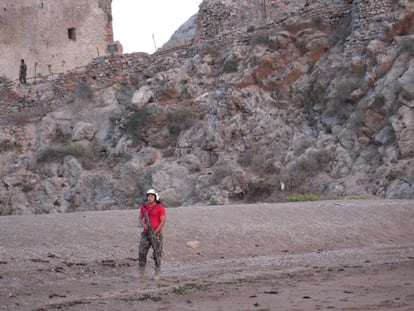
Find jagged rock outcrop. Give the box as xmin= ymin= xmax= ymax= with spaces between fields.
xmin=162 ymin=14 xmax=198 ymax=49
xmin=1 ymin=0 xmax=413 ymax=215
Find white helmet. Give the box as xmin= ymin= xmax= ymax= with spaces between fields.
xmin=146 ymin=189 xmax=159 ymax=201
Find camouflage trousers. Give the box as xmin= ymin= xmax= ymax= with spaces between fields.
xmin=138 ymin=232 xmax=163 ymax=268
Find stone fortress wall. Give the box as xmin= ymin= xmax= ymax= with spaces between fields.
xmin=37 ymin=0 xmax=412 ymax=101
xmin=194 ymin=0 xmax=401 ymax=55
xmin=0 ymin=0 xmax=115 ymax=82
xmin=1 ymin=0 xmax=411 ymax=107
xmin=0 ymin=0 xmax=404 ymax=85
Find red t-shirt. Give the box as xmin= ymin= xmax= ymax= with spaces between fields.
xmin=140 ymin=203 xmax=166 ymax=233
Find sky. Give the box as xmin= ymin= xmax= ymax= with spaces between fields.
xmin=112 ymin=0 xmax=202 ymax=54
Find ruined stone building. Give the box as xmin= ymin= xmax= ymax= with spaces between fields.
xmin=0 ymin=0 xmax=116 ymax=82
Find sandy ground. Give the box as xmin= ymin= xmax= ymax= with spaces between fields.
xmin=0 ymin=199 xmax=414 ymax=311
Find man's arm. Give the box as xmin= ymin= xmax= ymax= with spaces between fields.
xmin=138 ymin=208 xmax=148 ymax=229
xmin=154 ymin=215 xmax=166 ymax=234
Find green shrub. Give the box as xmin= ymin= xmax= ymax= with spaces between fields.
xmin=285 ymin=193 xmax=320 ymax=202
xmin=347 ymin=195 xmax=367 ymax=200
xmin=292 ymin=157 xmax=318 ymax=176
xmin=199 ymin=44 xmax=221 ymax=58
xmin=374 ymin=94 xmax=385 ymax=106
xmin=222 ymin=58 xmax=238 ymax=73
xmin=213 ymin=165 xmax=232 ymax=183
xmin=36 ymin=143 xmax=96 ymax=170
xmin=21 ymin=181 xmax=35 ymax=193
xmin=162 ymin=145 xmax=176 ymax=158
xmin=249 ymin=30 xmax=269 ymax=46
xmin=336 ymin=78 xmax=360 ymax=103
xmin=74 ymin=83 xmax=93 ymax=101
xmin=11 ymin=111 xmax=32 ymax=126
xmin=0 ymin=139 xmax=14 ymax=152
xmin=166 ymin=105 xmax=199 ymax=138
xmin=328 ymin=17 xmax=351 ymax=45
xmin=118 ymin=294 xmax=161 ymax=302
xmin=247 ymin=25 xmax=255 ymax=33
xmin=400 ymin=39 xmax=414 ymax=56
xmin=311 ymin=15 xmax=323 ymax=27
xmin=47 ymin=301 xmax=90 ymax=309
xmin=238 ymin=150 xmax=256 ymax=167
xmin=244 ymin=181 xmax=275 ymax=203
xmin=239 ymin=153 xmax=252 ymax=167
xmin=173 ymin=284 xmax=209 ymax=296
xmin=125 ymin=107 xmax=151 ymax=144
xmin=353 ymin=101 xmax=368 ymax=125
xmin=237 ymin=150 xmax=267 ymax=172
xmin=51 ymin=127 xmax=71 ymax=144
xmin=281 ymin=149 xmax=332 ymax=193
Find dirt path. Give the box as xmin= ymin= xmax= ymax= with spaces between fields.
xmin=1 ymin=199 xmax=413 ymax=310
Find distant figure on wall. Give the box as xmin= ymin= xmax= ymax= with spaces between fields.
xmin=19 ymin=59 xmax=27 ymax=85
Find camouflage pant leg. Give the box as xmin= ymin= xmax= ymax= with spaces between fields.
xmin=138 ymin=232 xmax=163 ymax=268
xmin=138 ymin=232 xmax=151 ymax=267
xmin=153 ymin=233 xmax=163 ymax=268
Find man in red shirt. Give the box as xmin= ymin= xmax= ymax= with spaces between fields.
xmin=138 ymin=189 xmax=166 ymax=281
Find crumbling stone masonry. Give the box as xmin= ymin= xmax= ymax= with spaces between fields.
xmin=194 ymin=0 xmax=404 ymax=58
xmin=0 ymin=0 xmax=116 ymax=82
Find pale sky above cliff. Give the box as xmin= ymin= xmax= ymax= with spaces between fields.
xmin=112 ymin=0 xmax=202 ymax=54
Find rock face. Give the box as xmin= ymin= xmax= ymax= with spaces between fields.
xmin=1 ymin=0 xmax=414 ymax=215
xmin=162 ymin=14 xmax=198 ymax=49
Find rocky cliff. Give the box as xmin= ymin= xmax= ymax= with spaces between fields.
xmin=1 ymin=0 xmax=413 ymax=215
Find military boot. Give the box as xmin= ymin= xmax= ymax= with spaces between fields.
xmin=154 ymin=267 xmax=161 ymax=281
xmin=138 ymin=266 xmax=145 ymax=280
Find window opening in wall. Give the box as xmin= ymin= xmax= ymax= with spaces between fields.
xmin=68 ymin=28 xmax=76 ymax=40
